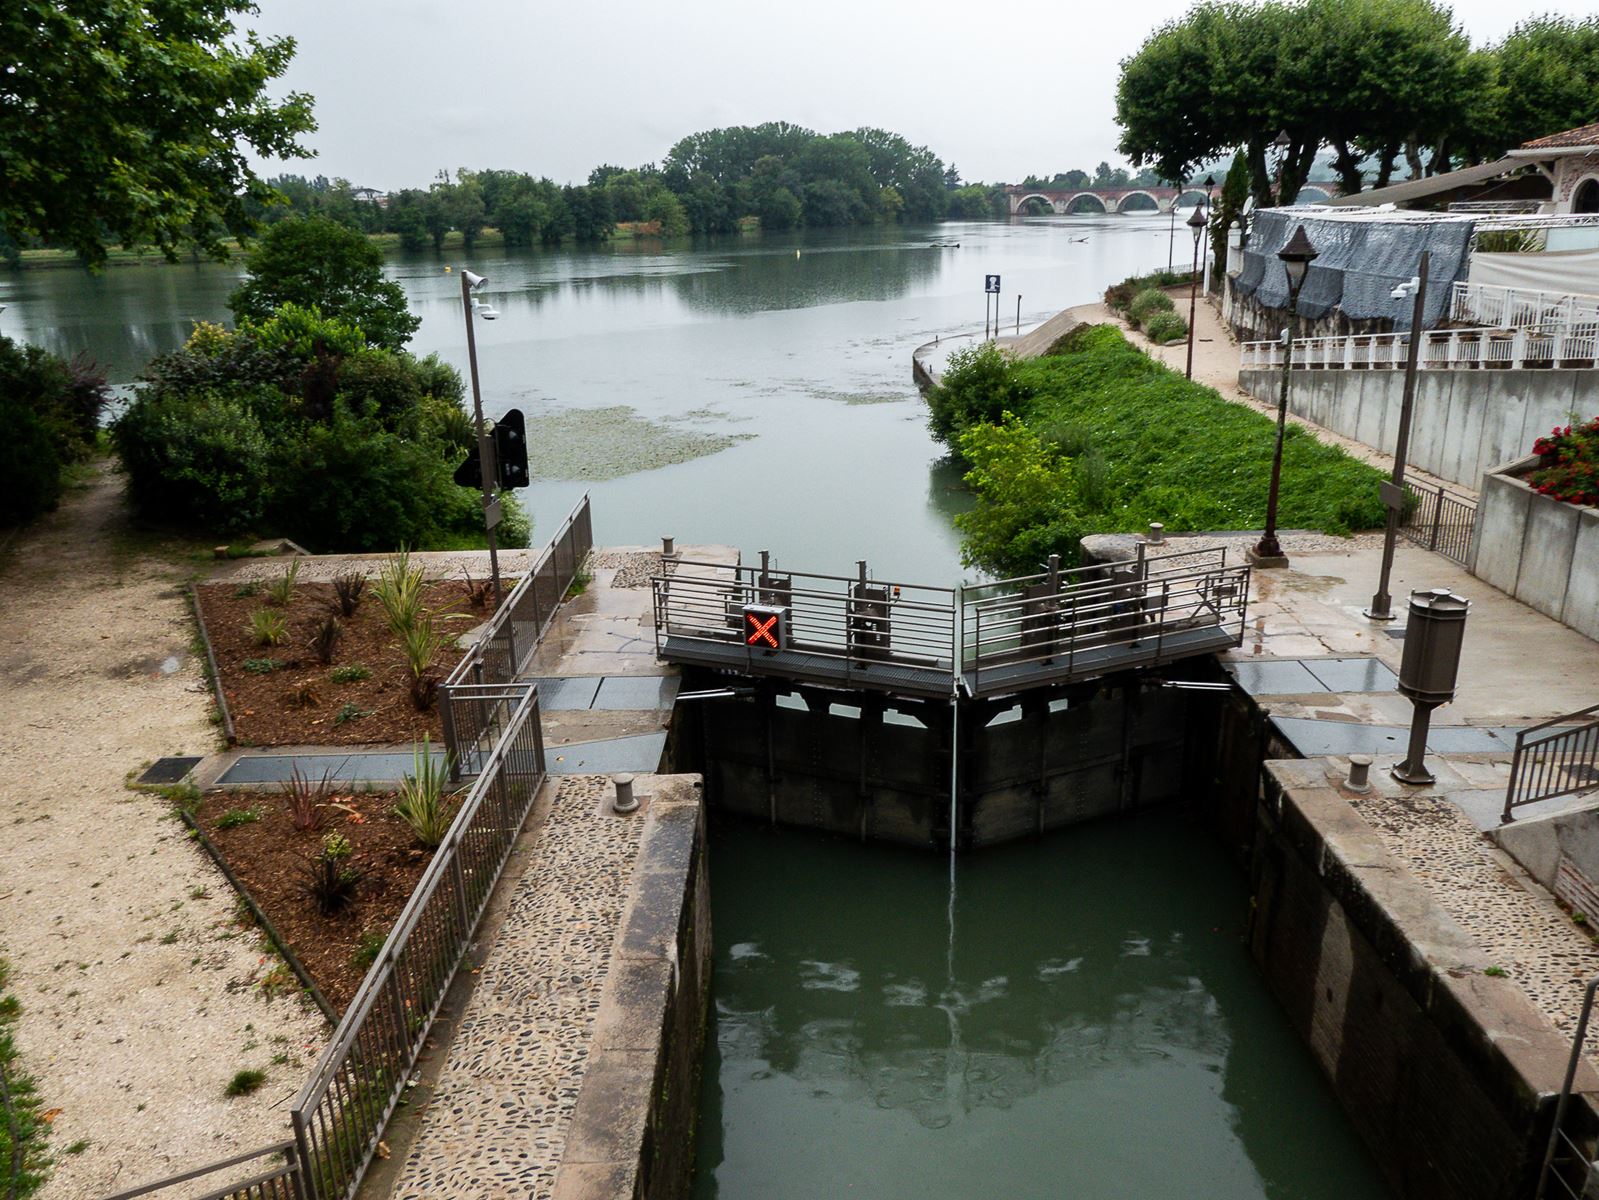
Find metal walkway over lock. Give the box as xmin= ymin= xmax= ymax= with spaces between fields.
xmin=652 ymin=547 xmax=1251 ymax=700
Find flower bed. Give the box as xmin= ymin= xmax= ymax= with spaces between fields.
xmin=1529 ymin=416 xmax=1599 ymax=506
xmin=195 ymin=569 xmax=498 ymax=747
xmin=194 ymin=785 xmax=448 ymax=1011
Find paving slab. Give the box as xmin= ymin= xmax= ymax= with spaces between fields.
xmin=546 ymin=734 xmax=667 ymax=776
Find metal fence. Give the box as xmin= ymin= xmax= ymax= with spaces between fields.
xmin=1503 ymin=704 xmax=1599 ymax=823
xmin=1241 ymin=323 xmax=1599 ymax=372
xmin=99 ymin=1143 xmax=305 ymax=1200
xmin=962 ymin=551 xmax=1250 ymax=695
xmin=1399 ymin=482 xmax=1477 ymax=568
xmin=290 ymin=683 xmax=545 ymax=1200
xmin=99 ymin=688 xmax=547 ymax=1200
xmin=1536 ymin=978 xmax=1599 ymax=1200
xmin=441 ymin=492 xmax=590 ymax=777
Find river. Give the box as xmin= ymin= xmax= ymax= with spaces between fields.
xmin=2 ymin=214 xmax=1194 ymax=582
xmin=694 ymin=813 xmax=1390 ymax=1200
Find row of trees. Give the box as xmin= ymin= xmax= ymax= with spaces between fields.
xmin=1116 ymin=3 xmax=1599 ymax=208
xmin=250 ymin=124 xmax=1023 ymax=247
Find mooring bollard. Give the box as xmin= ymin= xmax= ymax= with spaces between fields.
xmin=1147 ymin=522 xmax=1165 ymax=545
xmin=661 ymin=535 xmax=676 ymax=559
xmin=612 ymin=773 xmax=638 ymax=814
xmin=1345 ymin=754 xmax=1373 ymax=792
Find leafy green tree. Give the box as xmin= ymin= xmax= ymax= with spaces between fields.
xmin=1209 ymin=151 xmax=1250 ymax=288
xmin=0 ymin=1 xmax=315 ymax=266
xmin=228 ymin=217 xmax=419 ymax=350
xmin=1472 ymin=17 xmax=1599 ymax=157
xmin=954 ymin=418 xmax=1082 ymax=576
xmin=925 ymin=342 xmax=1032 ymax=449
xmin=643 ymin=189 xmax=690 ymax=236
xmin=564 ymin=185 xmax=613 ymax=242
xmin=386 ymin=191 xmax=430 ymax=251
xmin=1115 ymin=0 xmax=1472 ymax=203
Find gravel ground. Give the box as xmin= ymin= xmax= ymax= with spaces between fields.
xmin=0 ymin=465 xmax=326 ymax=1198
xmin=392 ymin=775 xmax=641 ymax=1199
xmin=1348 ymin=786 xmax=1599 ymax=1057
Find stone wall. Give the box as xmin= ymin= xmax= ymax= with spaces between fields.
xmin=1199 ymin=725 xmax=1599 ymax=1200
xmin=551 ymin=780 xmax=712 ymax=1200
xmin=1471 ymin=456 xmax=1599 ymax=641
xmin=1237 ymin=366 xmax=1596 ymax=491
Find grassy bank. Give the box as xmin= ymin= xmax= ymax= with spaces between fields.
xmin=0 ymin=957 xmax=50 ymax=1199
xmin=933 ymin=325 xmax=1388 ymax=575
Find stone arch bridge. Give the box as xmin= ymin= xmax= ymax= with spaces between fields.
xmin=1004 ymin=183 xmax=1336 ymax=215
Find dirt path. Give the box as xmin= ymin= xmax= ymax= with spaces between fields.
xmin=0 ymin=465 xmax=325 ymax=1199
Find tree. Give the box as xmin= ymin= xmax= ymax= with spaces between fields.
xmin=0 ymin=1 xmax=315 ymax=266
xmin=1471 ymin=17 xmax=1599 ymax=157
xmin=1115 ymin=0 xmax=1473 ymax=204
xmin=643 ymin=189 xmax=689 ymax=237
xmin=228 ymin=217 xmax=420 ymax=351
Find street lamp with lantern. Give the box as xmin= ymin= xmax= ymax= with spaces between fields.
xmin=1199 ymin=174 xmax=1217 ymax=290
xmin=1249 ymin=223 xmax=1318 ymax=568
xmin=459 ymin=268 xmax=504 ymax=606
xmin=1185 ymin=204 xmax=1207 ymax=379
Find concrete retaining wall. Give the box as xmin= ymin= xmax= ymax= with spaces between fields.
xmin=552 ymin=783 xmax=712 ymax=1200
xmin=1470 ymin=456 xmax=1599 ymax=641
xmin=1245 ymin=760 xmax=1591 ymax=1200
xmin=1237 ymin=366 xmax=1596 ymax=491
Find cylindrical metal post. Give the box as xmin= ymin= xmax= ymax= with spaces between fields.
xmin=1393 ymin=701 xmax=1437 ymax=785
xmin=462 ymin=272 xmax=503 ymax=608
xmin=1367 ymin=251 xmax=1430 ymax=621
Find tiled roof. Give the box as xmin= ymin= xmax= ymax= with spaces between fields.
xmin=1521 ymin=122 xmax=1599 ymax=150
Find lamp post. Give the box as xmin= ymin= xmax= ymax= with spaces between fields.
xmin=1199 ymin=174 xmax=1217 ymax=290
xmin=1167 ymin=176 xmax=1181 ymax=273
xmin=459 ymin=268 xmax=503 ymax=606
xmin=1365 ymin=253 xmax=1431 ymax=620
xmin=1249 ymin=224 xmax=1318 ymax=568
xmin=1185 ymin=205 xmax=1207 ymax=379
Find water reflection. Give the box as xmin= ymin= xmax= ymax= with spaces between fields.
xmin=694 ymin=814 xmax=1390 ymax=1200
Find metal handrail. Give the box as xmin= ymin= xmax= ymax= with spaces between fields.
xmin=1450 ymin=281 xmax=1599 ymax=329
xmin=1537 ymin=978 xmax=1599 ymax=1200
xmin=1503 ymin=704 xmax=1599 ymax=822
xmin=96 ymin=1142 xmax=303 ymax=1200
xmin=1398 ymin=482 xmax=1477 ymax=568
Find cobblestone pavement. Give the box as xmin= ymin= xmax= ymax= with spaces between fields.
xmin=1347 ymin=783 xmax=1599 ymax=1055
xmin=393 ymin=776 xmax=641 ymax=1198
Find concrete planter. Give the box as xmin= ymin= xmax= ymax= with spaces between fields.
xmin=1471 ymin=454 xmax=1599 ymax=640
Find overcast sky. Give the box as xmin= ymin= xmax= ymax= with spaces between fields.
xmin=245 ymin=0 xmax=1599 ymax=189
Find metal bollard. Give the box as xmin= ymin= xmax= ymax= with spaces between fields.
xmin=661 ymin=535 xmax=676 ymax=559
xmin=612 ymin=774 xmax=638 ymax=814
xmin=1148 ymin=522 xmax=1165 ymax=545
xmin=1345 ymin=754 xmax=1372 ymax=792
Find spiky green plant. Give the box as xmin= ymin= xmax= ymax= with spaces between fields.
xmin=249 ymin=608 xmax=288 ymax=646
xmin=375 ymin=549 xmax=426 ymax=639
xmin=264 ymin=559 xmax=301 ymax=607
xmin=393 ymin=739 xmax=454 ymax=848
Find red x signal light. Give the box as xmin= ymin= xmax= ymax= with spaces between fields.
xmin=742 ymin=604 xmax=787 ymax=652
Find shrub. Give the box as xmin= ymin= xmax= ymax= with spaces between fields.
xmin=0 ymin=335 xmax=109 ymax=525
xmin=352 ymin=931 xmax=386 ymax=970
xmin=331 ymin=570 xmax=366 ymax=618
xmin=1143 ymin=310 xmax=1189 ymax=345
xmin=264 ymin=560 xmax=300 ymax=607
xmin=218 ymin=806 xmax=263 ymax=829
xmin=1104 ymin=269 xmax=1193 ymax=312
xmin=394 ymin=740 xmax=454 ymax=848
xmin=333 ymin=702 xmax=368 ymax=725
xmin=303 ymin=846 xmax=361 ymax=916
xmin=242 ymin=657 xmax=282 ymax=674
xmin=321 ymin=832 xmax=352 ymax=860
xmin=113 ymin=386 xmax=274 ymax=533
xmin=1127 ymin=288 xmax=1175 ymax=329
xmin=249 ymin=609 xmax=288 ymax=646
xmin=329 ymin=664 xmax=370 ymax=684
xmin=1529 ymin=416 xmax=1599 ymax=505
xmin=309 ymin=614 xmax=341 ymax=665
xmin=925 ymin=342 xmax=1031 ymax=449
xmin=283 ymin=765 xmax=333 ymax=831
xmin=376 ymin=550 xmax=426 ymax=638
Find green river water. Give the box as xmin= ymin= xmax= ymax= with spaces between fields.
xmin=694 ymin=814 xmax=1391 ymax=1200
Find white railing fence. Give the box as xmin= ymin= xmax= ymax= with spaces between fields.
xmin=1242 ymin=323 xmax=1599 ymax=372
xmin=1450 ymin=281 xmax=1599 ymax=329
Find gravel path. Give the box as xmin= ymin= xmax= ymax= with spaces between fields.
xmin=0 ymin=465 xmax=326 ymax=1198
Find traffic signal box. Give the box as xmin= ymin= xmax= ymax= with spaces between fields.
xmin=742 ymin=604 xmax=787 ymax=653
